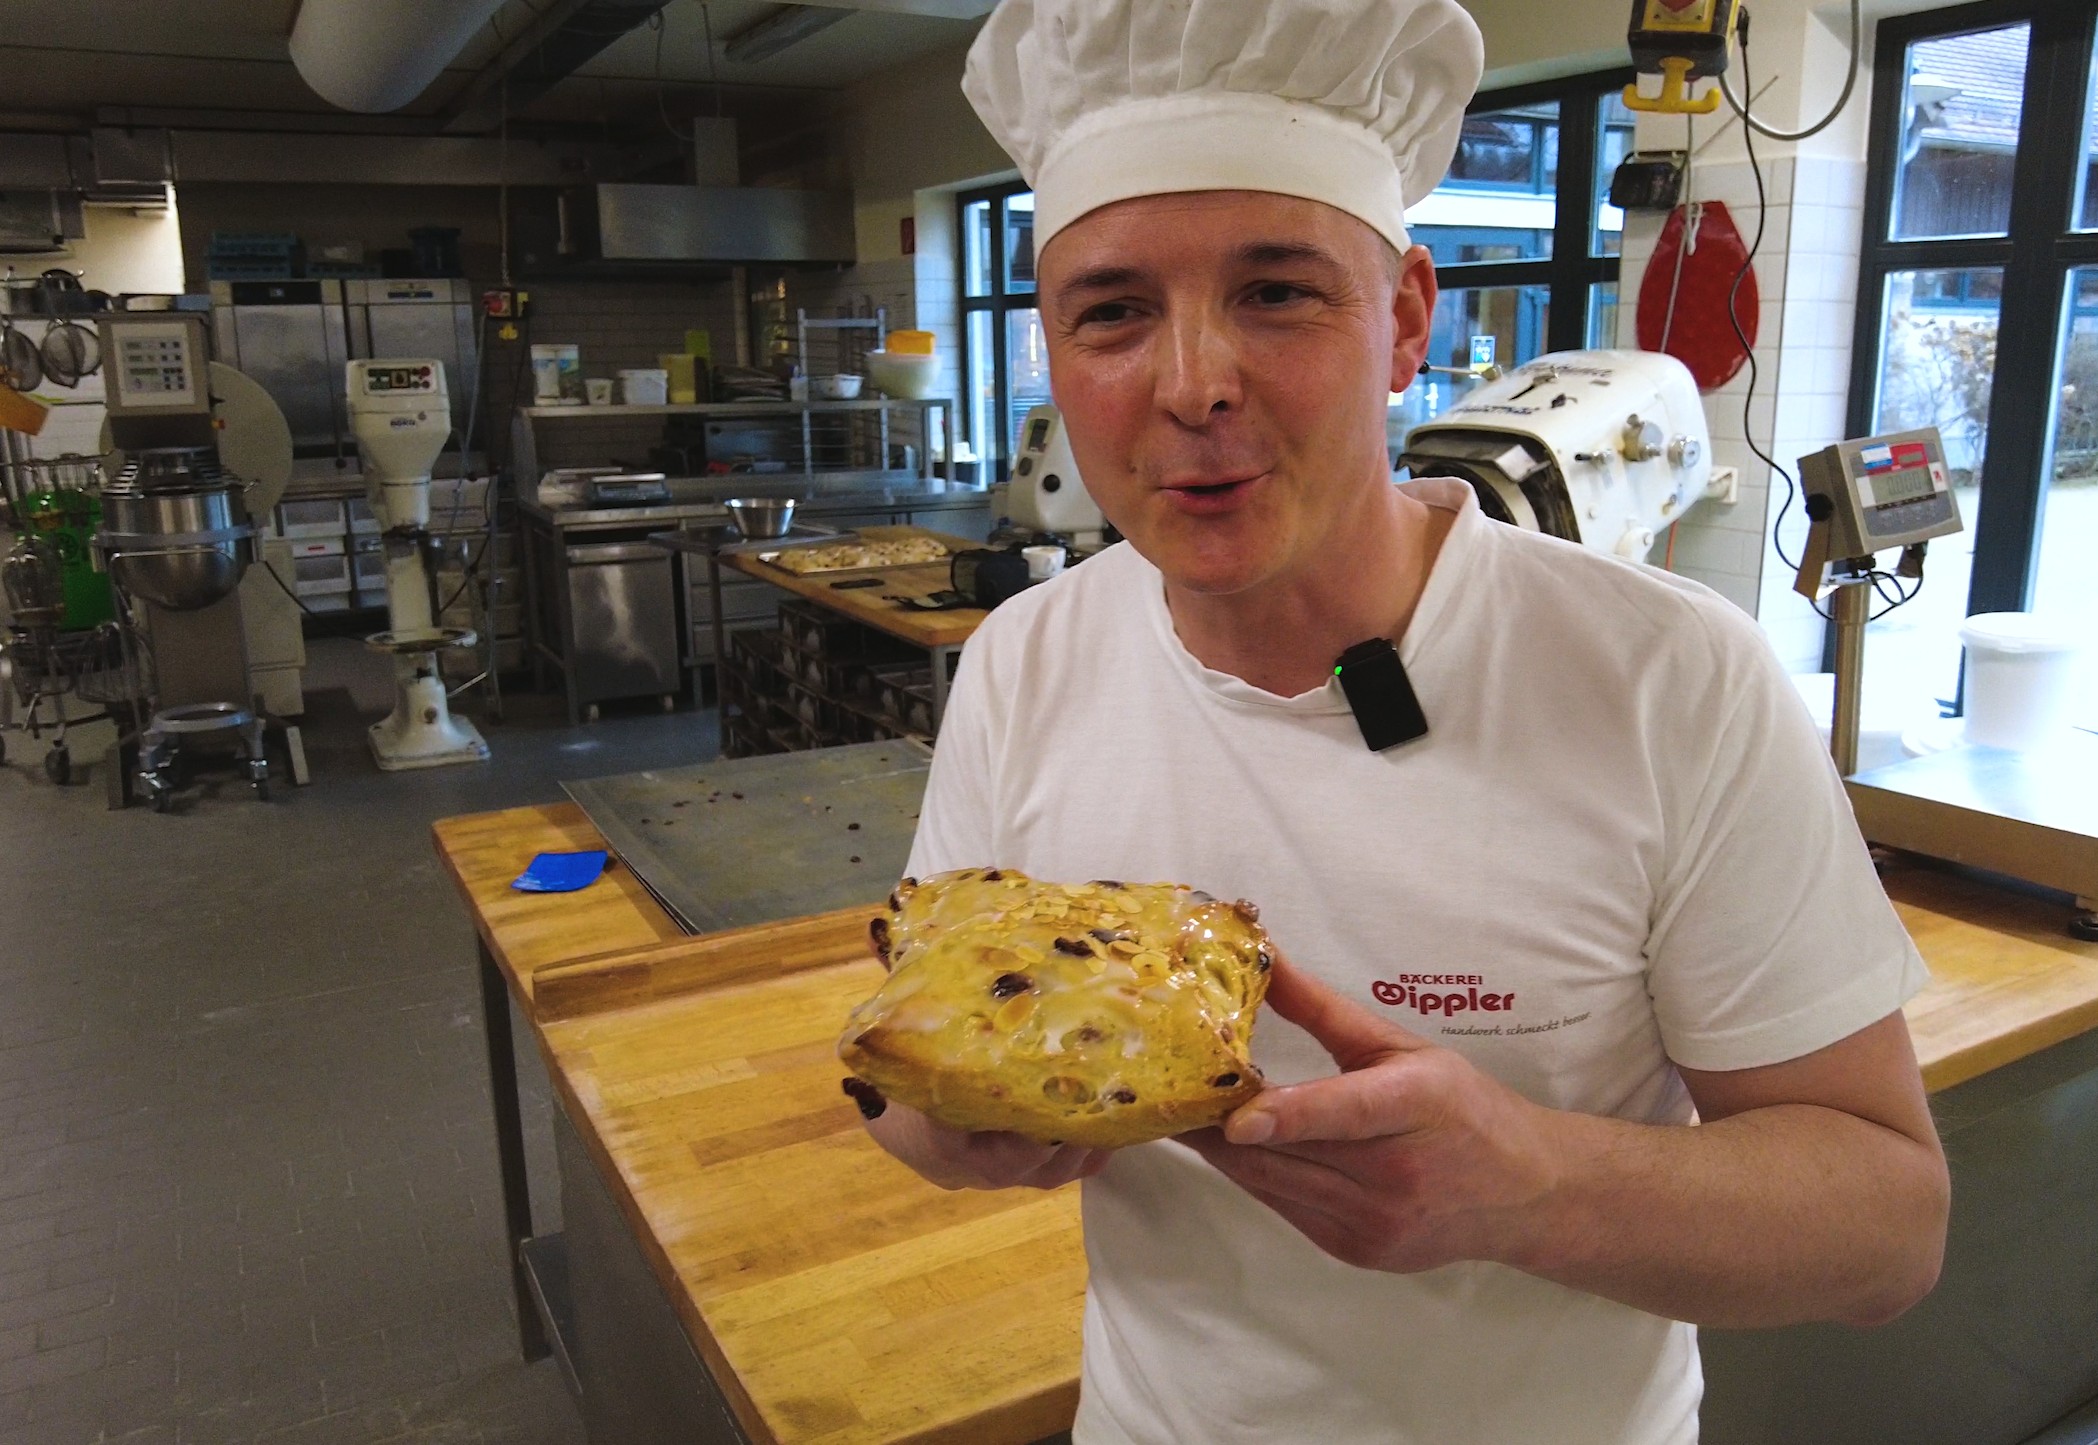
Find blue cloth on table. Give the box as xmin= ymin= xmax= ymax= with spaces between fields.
xmin=512 ymin=849 xmax=610 ymax=894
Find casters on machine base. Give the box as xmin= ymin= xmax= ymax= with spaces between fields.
xmin=135 ymin=703 xmax=272 ymax=811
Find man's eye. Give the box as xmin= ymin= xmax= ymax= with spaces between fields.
xmin=1079 ymin=302 xmax=1136 ymax=327
xmin=1251 ymin=283 xmax=1308 ymax=306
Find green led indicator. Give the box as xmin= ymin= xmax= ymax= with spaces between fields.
xmin=1334 ymin=666 xmax=1343 ymax=675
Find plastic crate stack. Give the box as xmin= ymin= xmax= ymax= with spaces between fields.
xmin=205 ymin=232 xmax=304 ymax=282
xmin=718 ymin=599 xmax=938 ymax=759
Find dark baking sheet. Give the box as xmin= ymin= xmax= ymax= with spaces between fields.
xmin=562 ymin=741 xmax=933 ymax=935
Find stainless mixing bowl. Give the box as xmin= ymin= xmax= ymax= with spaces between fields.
xmin=725 ymin=497 xmax=797 ymax=540
xmin=99 ymin=484 xmax=254 ymax=612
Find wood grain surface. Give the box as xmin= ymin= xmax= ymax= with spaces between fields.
xmin=1886 ymin=858 xmax=2098 ymax=1092
xmin=436 ymin=804 xmax=2098 ymax=1445
xmin=430 ymin=803 xmax=682 ymax=1002
xmin=723 ymin=527 xmax=986 ymax=650
xmin=540 ymin=941 xmax=1086 ymax=1445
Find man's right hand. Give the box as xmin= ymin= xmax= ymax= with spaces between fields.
xmin=865 ymin=1101 xmax=1112 ymax=1191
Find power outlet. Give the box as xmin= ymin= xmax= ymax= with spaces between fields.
xmin=1706 ymin=466 xmax=1741 ymax=506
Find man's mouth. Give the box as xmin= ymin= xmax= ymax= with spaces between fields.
xmin=1161 ymin=473 xmax=1264 ymax=515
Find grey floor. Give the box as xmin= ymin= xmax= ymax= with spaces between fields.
xmin=0 ymin=638 xmax=719 ymax=1442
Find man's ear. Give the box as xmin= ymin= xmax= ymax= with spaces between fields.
xmin=1389 ymin=246 xmax=1438 ymax=394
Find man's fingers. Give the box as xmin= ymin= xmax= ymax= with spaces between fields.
xmin=1223 ymin=1063 xmax=1426 ymax=1147
xmin=1264 ymin=953 xmax=1430 ymax=1070
xmin=1179 ymin=1127 xmax=1359 ymax=1213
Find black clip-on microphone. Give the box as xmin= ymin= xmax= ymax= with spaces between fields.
xmin=1333 ymin=639 xmax=1429 ymax=752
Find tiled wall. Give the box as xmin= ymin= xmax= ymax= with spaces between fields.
xmin=493 ymin=277 xmax=742 ymax=475
xmin=1619 ymin=153 xmax=1867 ymax=673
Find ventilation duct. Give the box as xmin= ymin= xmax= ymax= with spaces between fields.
xmin=289 ymin=0 xmax=511 ymax=114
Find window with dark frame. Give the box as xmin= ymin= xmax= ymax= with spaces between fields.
xmin=1849 ymin=0 xmax=2098 ymax=719
xmin=958 ymin=181 xmax=1045 ymax=478
xmin=1397 ymin=70 xmax=1637 ymax=436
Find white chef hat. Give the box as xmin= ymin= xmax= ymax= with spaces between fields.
xmin=963 ymin=0 xmax=1486 ymax=257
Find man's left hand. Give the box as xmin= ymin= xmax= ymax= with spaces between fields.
xmin=1179 ymin=953 xmax=1562 ymax=1275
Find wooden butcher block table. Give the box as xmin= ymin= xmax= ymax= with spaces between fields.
xmin=437 ymin=791 xmax=2098 ymax=1445
xmin=720 ymin=527 xmax=986 ymax=725
xmin=538 ymin=923 xmax=1084 ymax=1445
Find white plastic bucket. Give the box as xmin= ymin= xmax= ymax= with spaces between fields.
xmin=618 ymin=368 xmax=669 ymax=406
xmin=1960 ymin=612 xmax=2086 ymax=750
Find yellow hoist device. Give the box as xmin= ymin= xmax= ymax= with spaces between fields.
xmin=1624 ymin=0 xmax=1744 ymax=115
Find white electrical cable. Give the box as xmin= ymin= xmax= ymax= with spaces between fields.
xmin=1717 ymin=0 xmax=1864 ymax=144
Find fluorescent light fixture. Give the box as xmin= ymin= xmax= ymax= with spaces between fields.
xmin=722 ymin=4 xmax=852 ymax=64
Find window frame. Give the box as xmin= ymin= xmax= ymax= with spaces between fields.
xmin=1849 ymin=0 xmax=2098 ymax=622
xmin=1429 ymin=68 xmax=1636 ymax=357
xmin=956 ymin=179 xmax=1036 ymax=478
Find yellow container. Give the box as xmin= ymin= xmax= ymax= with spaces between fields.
xmin=660 ymin=352 xmax=699 ymax=405
xmin=887 ymin=330 xmax=936 ymax=357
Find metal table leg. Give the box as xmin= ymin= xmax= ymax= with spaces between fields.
xmin=708 ymin=552 xmax=730 ymax=703
xmin=478 ymin=939 xmax=550 ymax=1361
xmin=929 ymin=644 xmax=957 ymax=729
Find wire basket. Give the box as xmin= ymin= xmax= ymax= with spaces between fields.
xmin=3 ymin=624 xmax=146 ymax=708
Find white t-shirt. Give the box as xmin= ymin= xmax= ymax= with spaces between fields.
xmin=906 ymin=479 xmax=1928 ymax=1445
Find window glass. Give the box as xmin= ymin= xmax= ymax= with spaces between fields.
xmin=1587 ymin=282 xmax=1621 ymax=349
xmin=963 ymin=199 xmax=993 ymax=299
xmin=1891 ymin=25 xmax=2030 ymax=242
xmin=1004 ymin=309 xmax=1052 ymax=457
xmin=1392 ymin=284 xmax=1552 ymax=436
xmin=1412 ymin=102 xmax=1560 ymax=265
xmin=966 ymin=309 xmax=998 ymax=461
xmin=2079 ymin=34 xmax=2098 ymax=231
xmin=1004 ymin=192 xmax=1037 ymax=293
xmin=2034 ymin=267 xmax=2098 ymax=721
xmin=1865 ymin=266 xmax=2003 ymax=719
xmin=1593 ymin=92 xmax=1635 ymax=258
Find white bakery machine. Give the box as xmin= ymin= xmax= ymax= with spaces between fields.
xmin=1000 ymin=404 xmax=1109 ymax=550
xmin=1398 ymin=349 xmax=1723 ymax=559
xmin=346 ymin=359 xmax=489 ymax=771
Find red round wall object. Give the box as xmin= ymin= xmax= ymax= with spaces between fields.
xmin=1635 ymin=200 xmax=1760 ymax=392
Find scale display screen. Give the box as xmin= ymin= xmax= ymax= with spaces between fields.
xmin=364 ymin=364 xmax=436 ymax=394
xmin=1853 ymin=438 xmax=1946 ymax=510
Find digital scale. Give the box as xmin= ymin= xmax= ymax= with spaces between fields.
xmin=1794 ymin=427 xmax=2097 ymax=940
xmin=587 ymin=474 xmax=673 ymax=509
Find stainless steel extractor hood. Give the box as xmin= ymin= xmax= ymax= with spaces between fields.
xmin=511 ymin=184 xmax=856 ymax=275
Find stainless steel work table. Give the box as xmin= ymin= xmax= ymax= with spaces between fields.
xmin=517 ymin=483 xmax=991 ymax=724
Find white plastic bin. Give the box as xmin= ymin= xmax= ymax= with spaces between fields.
xmin=618 ymin=368 xmax=669 ymax=406
xmin=1960 ymin=612 xmax=2086 ymax=750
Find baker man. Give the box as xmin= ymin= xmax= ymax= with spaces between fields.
xmin=864 ymin=0 xmax=1951 ymax=1439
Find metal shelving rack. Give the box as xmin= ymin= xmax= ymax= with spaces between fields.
xmin=512 ymin=397 xmax=955 ymax=485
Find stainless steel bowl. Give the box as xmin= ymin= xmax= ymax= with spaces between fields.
xmin=99 ymin=484 xmax=253 ymax=612
xmin=725 ymin=496 xmax=797 ymax=540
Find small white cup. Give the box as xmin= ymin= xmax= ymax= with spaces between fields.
xmin=1023 ymin=544 xmax=1066 ymax=581
xmin=585 ymin=377 xmax=614 ymax=406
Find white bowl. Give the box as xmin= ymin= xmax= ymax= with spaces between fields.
xmin=864 ymin=350 xmax=941 ymax=400
xmin=813 ymin=373 xmax=864 ymax=400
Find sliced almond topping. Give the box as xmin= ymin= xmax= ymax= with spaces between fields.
xmin=994 ymin=994 xmax=1037 ymax=1031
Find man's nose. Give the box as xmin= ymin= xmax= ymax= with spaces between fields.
xmin=1156 ymin=308 xmax=1242 ymax=427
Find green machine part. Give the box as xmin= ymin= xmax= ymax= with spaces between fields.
xmin=19 ymin=489 xmax=115 ymax=631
